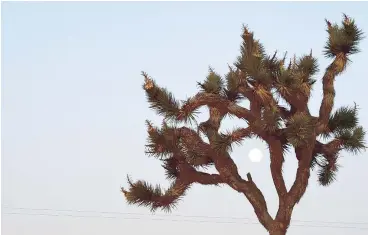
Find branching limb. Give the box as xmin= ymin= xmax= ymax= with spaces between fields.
xmin=188 ymin=170 xmax=226 ymax=185
xmin=287 ymin=147 xmax=314 ymax=206
xmin=198 ymin=106 xmax=274 ymax=230
xmin=175 ymin=152 xmax=226 ymax=186
xmin=317 ymin=55 xmax=347 ymax=134
xmin=178 ymin=126 xmax=215 ymax=166
xmin=267 ymin=138 xmax=288 ymax=198
xmin=127 ymin=15 xmax=365 ymax=234
xmin=122 ymin=152 xmax=225 ymax=212
xmin=314 ymin=139 xmax=342 ymax=159
xmin=123 ymin=121 xmax=230 ymax=212
xmin=237 ymin=75 xmax=292 ymax=120
xmin=179 ymin=93 xmax=256 ymax=123
xmin=214 ymin=127 xmax=253 ymax=152
xmin=263 ymin=136 xmax=290 ymax=226
xmin=122 ymin=177 xmax=190 ymax=212
xmin=317 ymin=15 xmax=364 ymax=134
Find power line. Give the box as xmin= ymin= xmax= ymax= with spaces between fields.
xmin=3 ymin=211 xmax=368 ymax=230
xmin=2 ymin=206 xmax=368 ymax=229
xmin=2 ymin=206 xmax=256 ymax=221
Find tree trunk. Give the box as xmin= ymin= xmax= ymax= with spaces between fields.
xmin=269 ymin=231 xmax=286 ymax=235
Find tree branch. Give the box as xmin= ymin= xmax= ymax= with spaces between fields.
xmin=196 ymin=106 xmax=274 ymax=230
xmin=190 ymin=171 xmax=226 ymax=185
xmin=238 ymin=82 xmax=292 ymax=120
xmin=287 ymin=147 xmax=314 ymax=206
xmin=122 ymin=151 xmax=225 ymax=212
xmin=178 ymin=93 xmax=256 ymax=123
xmin=313 ymin=139 xmax=343 ymax=161
xmin=174 ymin=151 xmax=226 ymax=186
xmin=317 ymin=53 xmax=348 ymax=134
xmin=267 ymin=138 xmax=288 ymax=198
xmin=122 ymin=177 xmax=190 ymax=212
xmin=263 ymin=137 xmax=290 ymax=227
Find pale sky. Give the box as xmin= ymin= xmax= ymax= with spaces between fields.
xmin=2 ymin=2 xmax=368 ymax=235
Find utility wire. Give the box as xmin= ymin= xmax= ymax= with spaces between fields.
xmin=2 ymin=206 xmax=368 ymax=229
xmin=3 ymin=211 xmax=368 ymax=230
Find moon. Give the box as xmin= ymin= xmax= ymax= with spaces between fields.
xmin=248 ymin=148 xmax=263 ymax=163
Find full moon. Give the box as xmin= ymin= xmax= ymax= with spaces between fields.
xmin=248 ymin=148 xmax=263 ymax=163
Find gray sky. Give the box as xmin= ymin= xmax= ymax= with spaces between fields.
xmin=2 ymin=2 xmax=368 ymax=235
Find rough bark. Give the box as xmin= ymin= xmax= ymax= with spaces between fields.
xmin=269 ymin=231 xmax=286 ymax=235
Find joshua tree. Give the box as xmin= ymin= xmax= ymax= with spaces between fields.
xmin=121 ymin=15 xmax=365 ymax=235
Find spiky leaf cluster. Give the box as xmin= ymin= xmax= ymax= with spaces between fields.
xmin=285 ymin=113 xmax=315 ymax=147
xmin=310 ymin=155 xmax=320 ymax=170
xmin=235 ymin=27 xmax=278 ymax=88
xmin=223 ymin=67 xmax=242 ymax=102
xmin=262 ymin=51 xmax=285 ymax=78
xmin=325 ymin=104 xmax=358 ymax=136
xmin=277 ymin=62 xmax=316 ymax=100
xmin=145 ymin=121 xmax=179 ymax=159
xmin=324 ymin=14 xmax=364 ymax=58
xmin=197 ymin=68 xmax=224 ymax=94
xmin=297 ymin=54 xmax=319 ymax=78
xmin=178 ymin=142 xmax=212 ymax=167
xmin=123 ymin=176 xmax=189 ymax=212
xmin=162 ymin=157 xmax=180 ymax=180
xmin=336 ymin=126 xmax=366 ymax=154
xmin=213 ymin=127 xmax=252 ymax=153
xmin=142 ymin=72 xmax=181 ymax=121
xmin=316 ymin=157 xmax=340 ymax=186
xmin=123 ymin=177 xmax=163 ymax=210
xmin=321 ymin=103 xmax=365 ymax=154
xmin=259 ymin=106 xmax=283 ymax=133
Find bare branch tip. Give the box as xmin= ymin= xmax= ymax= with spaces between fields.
xmin=143 ymin=72 xmax=154 ymax=90
xmin=242 ymin=25 xmax=251 ymax=36
xmin=141 ymin=71 xmax=148 ymax=78
xmin=246 ymin=172 xmax=253 ymax=181
xmin=121 ymin=187 xmax=128 ymax=195
xmin=325 ymin=19 xmax=332 ymax=29
xmin=343 ymin=13 xmax=351 ymax=24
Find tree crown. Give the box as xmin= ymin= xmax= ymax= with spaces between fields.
xmin=122 ymin=14 xmax=365 ymax=213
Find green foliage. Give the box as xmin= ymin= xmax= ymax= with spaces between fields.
xmin=142 ymin=72 xmax=181 ymax=121
xmin=213 ymin=127 xmax=250 ymax=153
xmin=262 ymin=51 xmax=282 ymax=75
xmin=336 ymin=126 xmax=366 ymax=154
xmin=145 ymin=121 xmax=179 ymax=159
xmin=123 ymin=176 xmax=188 ymax=212
xmin=235 ymin=26 xmax=276 ymax=86
xmin=123 ymin=176 xmax=163 ymax=211
xmin=178 ymin=142 xmax=213 ymax=167
xmin=297 ymin=54 xmax=319 ymax=77
xmin=274 ymin=69 xmax=294 ymax=96
xmin=177 ymin=97 xmax=200 ymax=124
xmin=259 ymin=106 xmax=283 ymax=133
xmin=325 ymin=104 xmax=358 ymax=137
xmin=276 ymin=55 xmax=317 ymax=99
xmin=162 ymin=157 xmax=180 ymax=180
xmin=223 ymin=66 xmax=242 ymax=102
xmin=237 ymin=26 xmax=266 ymax=61
xmin=197 ymin=68 xmax=224 ymax=94
xmin=285 ymin=113 xmax=315 ymax=147
xmin=280 ymin=140 xmax=292 ymax=155
xmin=244 ymin=55 xmax=273 ymax=86
xmin=310 ymin=155 xmax=319 ymax=170
xmin=317 ymin=157 xmax=340 ymax=186
xmin=324 ymin=14 xmax=364 ymax=58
